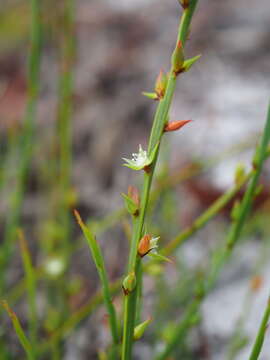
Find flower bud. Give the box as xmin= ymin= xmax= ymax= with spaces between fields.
xmin=164 ymin=119 xmax=191 ymax=132
xmin=155 ymin=70 xmax=168 ymax=100
xmin=122 ymin=272 xmax=136 ymax=295
xmin=234 ymin=163 xmax=246 ymax=186
xmin=179 ymin=0 xmax=189 ymax=9
xmin=171 ymin=40 xmax=185 ymax=76
xmin=138 ymin=234 xmax=151 ymax=257
xmin=133 ymin=317 xmax=152 ymax=340
xmin=142 ymin=91 xmax=158 ymax=100
xmin=128 ymin=186 xmax=140 ymax=208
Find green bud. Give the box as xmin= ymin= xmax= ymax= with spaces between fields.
xmin=122 ymin=272 xmax=136 ymax=295
xmin=121 ymin=193 xmax=139 ymax=216
xmin=234 ymin=163 xmax=246 ymax=185
xmin=142 ymin=91 xmax=158 ymax=100
xmin=171 ymin=40 xmax=185 ymax=75
xmin=155 ymin=70 xmax=168 ymax=99
xmin=133 ymin=318 xmax=152 ymax=340
xmin=182 ymin=54 xmax=201 ymax=72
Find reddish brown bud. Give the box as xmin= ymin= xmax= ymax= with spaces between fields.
xmin=164 ymin=119 xmax=191 ymax=132
xmin=128 ymin=185 xmax=140 ymax=207
xmin=179 ymin=0 xmax=189 ymax=9
xmin=138 ymin=234 xmax=151 ymax=257
xmin=155 ymin=70 xmax=168 ymax=100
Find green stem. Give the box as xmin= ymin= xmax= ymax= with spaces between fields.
xmin=121 ymin=2 xmax=199 ymax=359
xmin=0 ymin=0 xmax=42 ymax=292
xmin=155 ymin=102 xmax=270 ymax=360
xmin=227 ymin=236 xmax=270 ymax=360
xmin=46 ymin=2 xmax=75 ymax=356
xmin=18 ymin=231 xmax=37 ymax=354
xmin=162 ymin=170 xmax=253 ymax=256
xmin=248 ymin=295 xmax=270 ymax=360
xmin=39 ymin=144 xmax=257 ymax=351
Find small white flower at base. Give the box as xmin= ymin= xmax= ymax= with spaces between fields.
xmin=45 ymin=257 xmax=65 ymax=277
xmin=123 ymin=145 xmax=151 ymax=171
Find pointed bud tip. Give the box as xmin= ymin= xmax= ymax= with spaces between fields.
xmin=155 ymin=69 xmax=168 ymax=100
xmin=133 ymin=316 xmax=153 ymax=340
xmin=164 ymin=119 xmax=192 ymax=132
xmin=179 ymin=0 xmax=189 ymax=8
xmin=73 ymin=209 xmax=83 ymax=226
xmin=177 ymin=40 xmax=183 ymax=48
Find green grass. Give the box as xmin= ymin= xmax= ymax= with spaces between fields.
xmin=1 ymin=0 xmax=270 ymax=359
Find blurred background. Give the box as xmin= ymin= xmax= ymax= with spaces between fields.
xmin=0 ymin=0 xmax=270 ymax=359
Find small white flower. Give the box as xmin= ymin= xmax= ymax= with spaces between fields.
xmin=123 ymin=145 xmax=151 ymax=170
xmin=150 ymin=236 xmax=160 ymax=252
xmin=44 ymin=257 xmax=65 ymax=277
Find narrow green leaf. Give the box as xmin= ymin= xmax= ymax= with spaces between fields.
xmin=1 ymin=300 xmax=35 ymax=360
xmin=121 ymin=193 xmax=139 ymax=216
xmin=74 ymin=210 xmax=119 ymax=344
xmin=148 ymin=252 xmax=172 ymax=263
xmin=183 ymin=54 xmax=201 ymax=72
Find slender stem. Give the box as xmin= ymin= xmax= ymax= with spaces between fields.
xmin=39 ymin=149 xmax=257 ymax=350
xmin=5 ymin=143 xmax=255 ymax=309
xmin=162 ymin=169 xmax=252 ymax=256
xmin=121 ymin=2 xmax=199 ymax=359
xmin=45 ymin=2 xmax=75 ymax=357
xmin=0 ymin=0 xmax=42 ymax=292
xmin=248 ymin=295 xmax=270 ymax=360
xmin=155 ymin=102 xmax=270 ymax=360
xmin=227 ymin=236 xmax=270 ymax=360
xmin=57 ymin=0 xmax=75 ymax=258
xmin=18 ymin=230 xmax=37 ymax=354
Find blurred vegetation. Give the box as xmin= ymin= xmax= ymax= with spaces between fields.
xmin=0 ymin=1 xmax=270 ymax=360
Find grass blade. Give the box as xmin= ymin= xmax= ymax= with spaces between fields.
xmin=18 ymin=229 xmax=37 ymax=352
xmin=1 ymin=300 xmax=35 ymax=360
xmin=248 ymin=295 xmax=270 ymax=360
xmin=74 ymin=210 xmax=119 ymax=346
